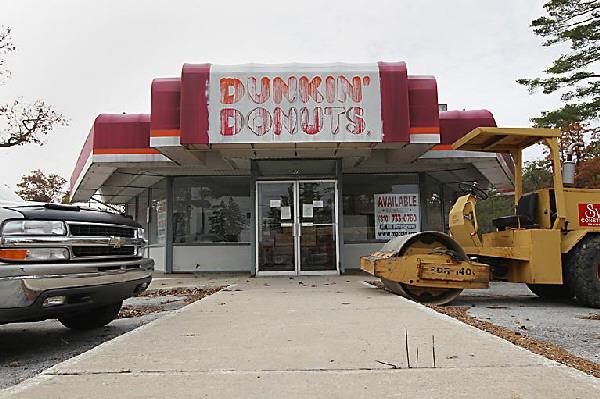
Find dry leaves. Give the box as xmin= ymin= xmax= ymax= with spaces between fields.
xmin=429 ymin=305 xmax=600 ymax=378
xmin=118 ymin=286 xmax=225 ymax=319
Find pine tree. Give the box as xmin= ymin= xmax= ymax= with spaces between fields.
xmin=517 ymin=1 xmax=599 ymax=135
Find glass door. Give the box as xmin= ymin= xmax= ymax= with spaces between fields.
xmin=298 ymin=181 xmax=338 ymax=274
xmin=256 ymin=180 xmax=339 ymax=276
xmin=256 ymin=181 xmax=296 ymax=275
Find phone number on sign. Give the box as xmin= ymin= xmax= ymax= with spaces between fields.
xmin=377 ymin=213 xmax=418 ymax=223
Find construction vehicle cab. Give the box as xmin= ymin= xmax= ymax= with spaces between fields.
xmin=361 ymin=127 xmax=600 ymax=307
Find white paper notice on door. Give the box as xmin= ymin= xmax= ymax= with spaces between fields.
xmin=270 ymin=199 xmax=281 ymax=208
xmin=313 ymin=200 xmax=324 ymax=207
xmin=280 ymin=206 xmax=292 ymax=220
xmin=302 ymin=204 xmax=314 ymax=218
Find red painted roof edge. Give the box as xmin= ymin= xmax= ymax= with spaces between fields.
xmin=93 ymin=113 xmax=151 ymax=149
xmin=439 ymin=109 xmax=496 ymax=145
xmin=378 ymin=62 xmax=410 ymax=142
xmin=70 ymin=125 xmax=94 ymax=193
xmin=151 ymin=78 xmax=181 ymax=131
xmin=407 ymin=75 xmax=439 ymax=130
xmin=180 ymin=63 xmax=210 ymax=145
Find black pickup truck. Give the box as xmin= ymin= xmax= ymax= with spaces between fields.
xmin=0 ymin=187 xmax=153 ymax=329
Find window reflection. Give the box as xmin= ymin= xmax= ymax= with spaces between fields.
xmin=342 ymin=174 xmax=419 ymax=243
xmin=148 ymin=180 xmax=167 ymax=245
xmin=173 ymin=177 xmax=251 ymax=244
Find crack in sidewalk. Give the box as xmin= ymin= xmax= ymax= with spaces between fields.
xmin=45 ymin=363 xmax=559 ymax=377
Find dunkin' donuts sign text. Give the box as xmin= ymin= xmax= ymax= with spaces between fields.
xmin=208 ymin=64 xmax=383 ymax=143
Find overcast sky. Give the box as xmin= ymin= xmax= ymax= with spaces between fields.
xmin=1 ymin=0 xmax=563 ymax=190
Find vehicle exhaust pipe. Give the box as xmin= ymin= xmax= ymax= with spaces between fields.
xmin=562 ymin=142 xmax=582 ymax=185
xmin=562 ymin=160 xmax=576 ymax=185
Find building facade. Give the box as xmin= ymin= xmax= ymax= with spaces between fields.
xmin=70 ymin=62 xmax=513 ymax=275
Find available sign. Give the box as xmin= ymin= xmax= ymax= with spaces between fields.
xmin=579 ymin=203 xmax=600 ymax=226
xmin=374 ymin=193 xmax=420 ymax=240
xmin=208 ymin=64 xmax=382 ymax=143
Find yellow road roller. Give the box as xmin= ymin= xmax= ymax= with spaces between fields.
xmin=361 ymin=127 xmax=600 ymax=307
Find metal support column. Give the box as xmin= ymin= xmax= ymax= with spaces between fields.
xmin=250 ymin=161 xmax=258 ymax=277
xmin=336 ymin=159 xmax=345 ymax=274
xmin=165 ymin=176 xmax=174 ymax=273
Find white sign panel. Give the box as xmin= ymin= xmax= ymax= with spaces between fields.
xmin=156 ymin=199 xmax=167 ymax=243
xmin=280 ymin=206 xmax=291 ymax=220
xmin=374 ymin=193 xmax=420 ymax=240
xmin=208 ymin=63 xmax=382 ymax=143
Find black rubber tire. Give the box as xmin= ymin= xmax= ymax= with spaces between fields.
xmin=565 ymin=235 xmax=600 ymax=308
xmin=526 ymin=283 xmax=573 ymax=300
xmin=58 ymin=301 xmax=123 ymax=330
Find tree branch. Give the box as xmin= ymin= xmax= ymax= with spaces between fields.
xmin=0 ymin=99 xmax=69 ymax=148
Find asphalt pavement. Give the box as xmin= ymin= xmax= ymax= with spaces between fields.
xmin=456 ymin=282 xmax=600 ymax=364
xmin=0 ymin=293 xmax=188 ymax=389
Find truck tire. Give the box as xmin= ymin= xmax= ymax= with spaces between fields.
xmin=59 ymin=301 xmax=123 ymax=330
xmin=565 ymin=235 xmax=600 ymax=308
xmin=526 ymin=283 xmax=572 ymax=300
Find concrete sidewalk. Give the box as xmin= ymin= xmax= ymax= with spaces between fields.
xmin=2 ymin=276 xmax=599 ymax=398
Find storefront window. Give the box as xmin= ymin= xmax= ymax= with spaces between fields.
xmin=173 ymin=176 xmax=251 ymax=244
xmin=442 ymin=184 xmax=459 ymax=232
xmin=148 ymin=180 xmax=167 ymax=245
xmin=125 ymin=198 xmax=136 ymax=220
xmin=422 ymin=174 xmax=444 ymax=232
xmin=137 ymin=190 xmax=149 ymax=237
xmin=342 ymin=174 xmax=419 ymax=243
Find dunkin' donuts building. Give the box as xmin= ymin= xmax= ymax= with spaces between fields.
xmin=70 ymin=62 xmax=513 ymax=275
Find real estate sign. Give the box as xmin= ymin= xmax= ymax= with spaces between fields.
xmin=374 ymin=193 xmax=420 ymax=240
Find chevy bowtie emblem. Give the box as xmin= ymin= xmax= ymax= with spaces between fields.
xmin=108 ymin=236 xmax=125 ymax=248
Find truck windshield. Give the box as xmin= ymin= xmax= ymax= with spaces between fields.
xmin=0 ymin=185 xmax=24 ymax=203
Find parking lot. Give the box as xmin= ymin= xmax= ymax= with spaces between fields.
xmin=455 ymin=282 xmax=600 ymax=364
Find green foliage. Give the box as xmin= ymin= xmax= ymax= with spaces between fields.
xmin=475 ymin=191 xmax=514 ymax=233
xmin=517 ymin=0 xmax=600 ymax=133
xmin=522 ymin=159 xmax=553 ymax=192
xmin=475 ymin=161 xmax=553 ymax=233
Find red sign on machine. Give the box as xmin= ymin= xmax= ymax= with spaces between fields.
xmin=578 ymin=204 xmax=600 ymax=226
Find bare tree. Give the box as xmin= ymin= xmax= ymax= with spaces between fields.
xmin=0 ymin=26 xmax=16 ymax=81
xmin=0 ymin=25 xmax=68 ymax=148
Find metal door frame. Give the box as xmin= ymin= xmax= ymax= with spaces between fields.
xmin=255 ymin=179 xmax=339 ymax=276
xmin=296 ymin=179 xmax=339 ymax=276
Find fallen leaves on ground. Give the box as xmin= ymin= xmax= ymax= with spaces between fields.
xmin=117 ymin=286 xmax=226 ymax=319
xmin=367 ymin=279 xmax=599 ymax=378
xmin=429 ymin=305 xmax=600 ymax=378
xmin=118 ymin=305 xmax=164 ymax=319
xmin=140 ymin=286 xmax=225 ymax=304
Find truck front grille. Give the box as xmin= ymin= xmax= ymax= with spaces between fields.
xmin=72 ymin=246 xmax=136 ymax=257
xmin=69 ymin=224 xmax=135 ymax=238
